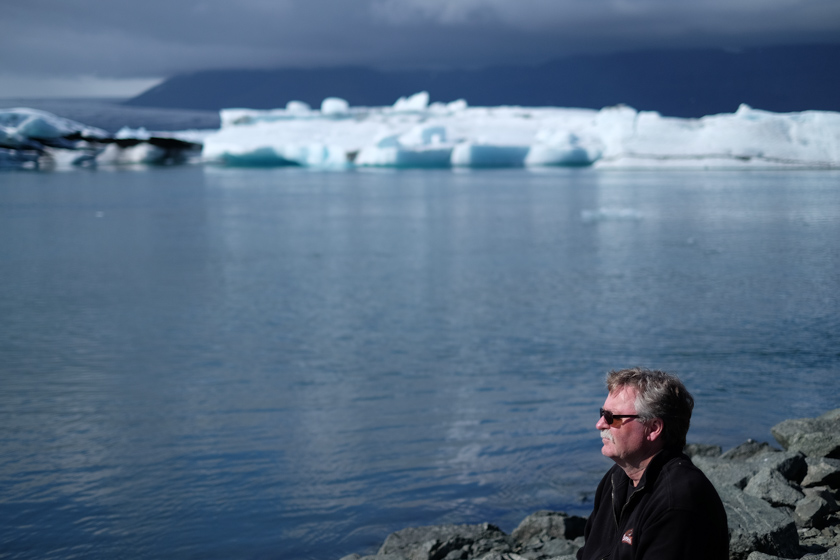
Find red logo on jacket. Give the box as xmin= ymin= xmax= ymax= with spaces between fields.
xmin=622 ymin=529 xmax=634 ymax=545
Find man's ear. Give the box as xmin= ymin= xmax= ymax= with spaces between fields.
xmin=646 ymin=418 xmax=665 ymax=442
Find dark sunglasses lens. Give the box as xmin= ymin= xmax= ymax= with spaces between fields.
xmin=600 ymin=408 xmax=614 ymax=425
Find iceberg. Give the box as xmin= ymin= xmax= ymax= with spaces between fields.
xmin=0 ymin=108 xmax=204 ymax=170
xmin=201 ymin=95 xmax=840 ymax=170
xmin=3 ymin=93 xmax=840 ymax=170
xmin=0 ymin=108 xmax=109 ymax=169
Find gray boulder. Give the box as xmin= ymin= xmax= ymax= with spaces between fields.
xmin=511 ymin=511 xmax=586 ymax=543
xmin=685 ymin=443 xmax=723 ymax=458
xmin=771 ymin=409 xmax=840 ymax=459
xmin=747 ymin=452 xmax=808 ymax=484
xmin=478 ymin=554 xmax=532 ymax=560
xmin=802 ymin=457 xmax=840 ymax=488
xmin=745 ymin=546 xmax=840 ymax=560
xmin=722 ymin=440 xmax=781 ymax=460
xmin=695 ymin=447 xmax=807 ymax=494
xmin=794 ymin=487 xmax=840 ymax=529
xmin=744 ymin=467 xmax=805 ymax=507
xmin=716 ymin=485 xmax=801 ymax=560
xmin=693 ymin=455 xmax=761 ymax=490
xmin=516 ymin=537 xmax=581 ymax=560
xmin=509 ymin=511 xmax=586 ymax=560
xmin=377 ymin=523 xmax=514 ymax=560
xmin=468 ymin=553 xmax=529 ymax=560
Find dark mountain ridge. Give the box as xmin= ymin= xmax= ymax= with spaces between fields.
xmin=126 ymin=44 xmax=840 ymax=118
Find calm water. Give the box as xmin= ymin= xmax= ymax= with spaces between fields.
xmin=1 ymin=166 xmax=839 ymax=559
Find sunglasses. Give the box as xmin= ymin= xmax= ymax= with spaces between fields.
xmin=600 ymin=408 xmax=640 ymax=426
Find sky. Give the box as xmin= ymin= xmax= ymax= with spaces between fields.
xmin=2 ymin=0 xmax=840 ymax=98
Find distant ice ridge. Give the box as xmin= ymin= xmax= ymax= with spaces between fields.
xmin=202 ymin=92 xmax=840 ymax=169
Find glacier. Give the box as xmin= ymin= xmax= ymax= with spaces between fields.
xmin=3 ymin=92 xmax=840 ymax=170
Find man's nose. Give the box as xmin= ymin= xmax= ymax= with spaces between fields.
xmin=596 ymin=415 xmax=609 ymax=430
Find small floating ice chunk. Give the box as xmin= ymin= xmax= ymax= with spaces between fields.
xmin=286 ymin=100 xmax=311 ymax=114
xmin=393 ymin=91 xmax=430 ymax=112
xmin=321 ymin=97 xmax=349 ymax=116
xmin=447 ymin=99 xmax=468 ymax=112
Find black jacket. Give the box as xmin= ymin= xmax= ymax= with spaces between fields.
xmin=577 ymin=449 xmax=729 ymax=560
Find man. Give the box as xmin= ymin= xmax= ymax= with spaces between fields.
xmin=576 ymin=367 xmax=729 ymax=560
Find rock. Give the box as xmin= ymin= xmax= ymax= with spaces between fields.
xmin=795 ymin=487 xmax=840 ymax=529
xmin=469 ymin=531 xmax=519 ymax=560
xmin=802 ymin=458 xmax=840 ymax=488
xmin=771 ymin=410 xmax=840 ymax=459
xmin=760 ymin=545 xmax=840 ymax=560
xmin=378 ymin=523 xmax=514 ymax=560
xmin=693 ymin=455 xmax=760 ymax=490
xmin=517 ymin=535 xmax=582 ymax=560
xmin=716 ymin=485 xmax=801 ymax=560
xmin=517 ymin=537 xmax=580 ymax=560
xmin=469 ymin=553 xmax=528 ymax=560
xmin=510 ymin=512 xmax=585 ymax=560
xmin=745 ymin=553 xmax=783 ymax=560
xmin=695 ymin=448 xmax=808 ymax=498
xmin=511 ymin=511 xmax=586 ymax=543
xmin=539 ymin=538 xmax=580 ymax=557
xmin=747 ymin=452 xmax=808 ymax=484
xmin=819 ymin=546 xmax=840 ymax=560
xmin=685 ymin=443 xmax=723 ymax=458
xmin=744 ymin=467 xmax=805 ymax=507
xmin=722 ymin=440 xmax=782 ymax=460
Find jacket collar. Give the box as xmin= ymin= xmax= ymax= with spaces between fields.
xmin=610 ymin=448 xmax=686 ymax=522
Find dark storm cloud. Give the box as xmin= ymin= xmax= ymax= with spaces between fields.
xmin=3 ymin=0 xmax=840 ymax=81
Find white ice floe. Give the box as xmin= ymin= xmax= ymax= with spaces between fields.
xmin=201 ymin=95 xmax=840 ymax=169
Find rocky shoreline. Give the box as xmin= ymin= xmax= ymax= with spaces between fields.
xmin=340 ymin=409 xmax=840 ymax=560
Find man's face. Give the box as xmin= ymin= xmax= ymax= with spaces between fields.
xmin=596 ymin=385 xmax=651 ymax=466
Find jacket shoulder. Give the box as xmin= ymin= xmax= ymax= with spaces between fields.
xmin=656 ymin=455 xmax=725 ymax=512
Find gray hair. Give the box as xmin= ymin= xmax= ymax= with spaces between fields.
xmin=606 ymin=367 xmax=694 ymax=450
